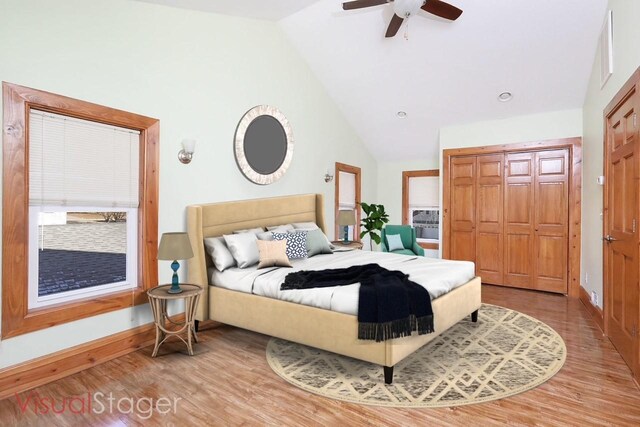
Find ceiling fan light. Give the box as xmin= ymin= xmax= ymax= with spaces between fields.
xmin=393 ymin=0 xmax=424 ymax=18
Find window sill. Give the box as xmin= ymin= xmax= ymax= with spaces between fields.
xmin=3 ymin=287 xmax=151 ymax=339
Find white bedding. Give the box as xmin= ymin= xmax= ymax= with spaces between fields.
xmin=209 ymin=250 xmax=475 ymax=316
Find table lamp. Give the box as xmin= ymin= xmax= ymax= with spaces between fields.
xmin=337 ymin=209 xmax=356 ymax=243
xmin=158 ymin=232 xmax=194 ymax=294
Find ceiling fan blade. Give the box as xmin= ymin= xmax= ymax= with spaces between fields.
xmin=421 ymin=0 xmax=463 ymax=20
xmin=342 ymin=0 xmax=388 ymax=11
xmin=385 ymin=14 xmax=404 ymax=38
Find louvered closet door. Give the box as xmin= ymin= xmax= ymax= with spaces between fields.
xmin=450 ymin=156 xmax=476 ymax=263
xmin=475 ymin=154 xmax=504 ymax=284
xmin=504 ymin=152 xmax=536 ymax=289
xmin=534 ymin=149 xmax=569 ymax=293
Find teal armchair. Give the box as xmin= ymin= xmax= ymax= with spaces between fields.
xmin=381 ymin=225 xmax=425 ymax=256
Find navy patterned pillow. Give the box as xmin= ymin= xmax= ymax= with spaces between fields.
xmin=272 ymin=231 xmax=308 ymax=260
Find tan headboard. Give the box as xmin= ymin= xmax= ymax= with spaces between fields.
xmin=186 ymin=193 xmax=326 ymax=321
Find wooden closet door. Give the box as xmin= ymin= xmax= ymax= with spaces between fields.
xmin=450 ymin=156 xmax=476 ymax=263
xmin=534 ymin=149 xmax=569 ymax=293
xmin=504 ymin=152 xmax=535 ymax=289
xmin=475 ymin=154 xmax=504 ymax=284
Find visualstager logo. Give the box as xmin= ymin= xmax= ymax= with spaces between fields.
xmin=15 ymin=391 xmax=182 ymax=420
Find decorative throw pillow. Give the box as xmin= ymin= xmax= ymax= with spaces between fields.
xmin=386 ymin=233 xmax=405 ymax=252
xmin=223 ymin=232 xmax=259 ymax=268
xmin=272 ymin=231 xmax=308 ymax=259
xmin=204 ymin=237 xmax=236 ymax=271
xmin=257 ymin=240 xmax=292 ymax=269
xmin=290 ymin=228 xmax=333 ymax=257
xmin=292 ymin=223 xmax=334 ymax=249
xmin=267 ymin=224 xmax=295 ymax=232
xmin=233 ymin=227 xmax=264 ymax=235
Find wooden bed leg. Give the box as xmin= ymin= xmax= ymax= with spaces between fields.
xmin=383 ymin=366 xmax=394 ymax=385
xmin=194 ymin=320 xmax=200 ymax=333
xmin=471 ymin=310 xmax=479 ymax=323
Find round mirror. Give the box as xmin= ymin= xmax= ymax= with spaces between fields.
xmin=234 ymin=105 xmax=294 ymax=185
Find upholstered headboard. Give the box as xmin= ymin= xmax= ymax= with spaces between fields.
xmin=186 ymin=193 xmax=326 ymax=321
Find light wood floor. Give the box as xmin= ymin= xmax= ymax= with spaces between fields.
xmin=1 ymin=285 xmax=639 ymax=426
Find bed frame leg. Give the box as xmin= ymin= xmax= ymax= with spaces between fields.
xmin=471 ymin=310 xmax=479 ymax=323
xmin=194 ymin=320 xmax=200 ymax=333
xmin=383 ymin=366 xmax=394 ymax=384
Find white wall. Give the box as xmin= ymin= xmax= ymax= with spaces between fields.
xmin=376 ymin=159 xmax=438 ymax=226
xmin=582 ymin=1 xmax=640 ymax=309
xmin=439 ymin=109 xmax=584 ymax=151
xmin=0 ymin=0 xmax=376 ymax=368
xmin=376 ymin=109 xmax=582 ymax=258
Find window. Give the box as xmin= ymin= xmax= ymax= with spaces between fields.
xmin=402 ymin=170 xmax=439 ymax=247
xmin=2 ymin=82 xmax=159 ymax=339
xmin=335 ymin=162 xmax=362 ymax=241
xmin=27 ymin=111 xmax=140 ymax=308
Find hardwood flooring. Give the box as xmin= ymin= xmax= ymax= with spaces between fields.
xmin=1 ymin=285 xmax=639 ymax=426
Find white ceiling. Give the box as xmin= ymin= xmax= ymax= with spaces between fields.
xmin=137 ymin=0 xmax=608 ymax=161
xmin=135 ymin=0 xmax=322 ymax=21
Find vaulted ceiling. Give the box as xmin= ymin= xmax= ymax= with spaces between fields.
xmin=137 ymin=0 xmax=608 ymax=161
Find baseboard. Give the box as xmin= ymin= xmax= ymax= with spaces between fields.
xmin=579 ymin=285 xmax=604 ymax=333
xmin=0 ymin=313 xmax=184 ymax=401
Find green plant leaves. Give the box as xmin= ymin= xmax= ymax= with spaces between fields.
xmin=359 ymin=202 xmax=389 ymax=250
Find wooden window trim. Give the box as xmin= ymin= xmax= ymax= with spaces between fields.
xmin=2 ymin=82 xmax=159 ymax=339
xmin=402 ymin=170 xmax=440 ymax=250
xmin=334 ymin=162 xmax=362 ymax=241
xmin=441 ymin=137 xmax=582 ymax=298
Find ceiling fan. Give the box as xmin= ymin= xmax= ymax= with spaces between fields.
xmin=342 ymin=0 xmax=463 ymax=38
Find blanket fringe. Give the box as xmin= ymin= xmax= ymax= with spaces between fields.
xmin=358 ymin=315 xmax=434 ymax=342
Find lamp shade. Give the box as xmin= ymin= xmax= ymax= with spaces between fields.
xmin=158 ymin=232 xmax=194 ymax=260
xmin=337 ymin=209 xmax=357 ymax=226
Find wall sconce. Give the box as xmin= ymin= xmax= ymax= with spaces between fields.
xmin=178 ymin=139 xmax=196 ymax=164
xmin=324 ymin=166 xmax=334 ymax=183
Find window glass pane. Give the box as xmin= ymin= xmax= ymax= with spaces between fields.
xmin=412 ymin=209 xmax=439 ymax=240
xmin=38 ymin=211 xmax=127 ymax=296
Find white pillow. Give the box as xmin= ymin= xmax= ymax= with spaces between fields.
xmin=257 ymin=231 xmax=274 ymax=241
xmin=224 ymin=233 xmax=259 ymax=268
xmin=233 ymin=227 xmax=264 ymax=235
xmin=386 ymin=234 xmax=405 ymax=252
xmin=267 ymin=224 xmax=294 ymax=231
xmin=204 ymin=237 xmax=236 ymax=272
xmin=292 ymin=222 xmax=319 ymax=230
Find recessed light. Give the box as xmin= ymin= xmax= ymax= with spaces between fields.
xmin=397 ymin=111 xmax=407 ymax=118
xmin=498 ymin=92 xmax=513 ymax=102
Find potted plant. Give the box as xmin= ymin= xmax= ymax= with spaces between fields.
xmin=359 ymin=202 xmax=390 ymax=251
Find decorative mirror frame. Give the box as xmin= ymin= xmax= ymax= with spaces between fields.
xmin=234 ymin=105 xmax=294 ymax=185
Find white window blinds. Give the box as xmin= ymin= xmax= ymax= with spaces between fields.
xmin=408 ymin=176 xmax=439 ymax=208
xmin=29 ymin=110 xmax=140 ymax=208
xmin=338 ymin=171 xmax=356 ymax=209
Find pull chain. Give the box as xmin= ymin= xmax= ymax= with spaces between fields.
xmin=404 ymin=17 xmax=410 ymax=40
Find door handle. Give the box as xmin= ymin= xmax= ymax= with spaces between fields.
xmin=603 ymin=235 xmax=618 ymax=242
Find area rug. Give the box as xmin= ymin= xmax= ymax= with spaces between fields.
xmin=266 ymin=304 xmax=566 ymax=407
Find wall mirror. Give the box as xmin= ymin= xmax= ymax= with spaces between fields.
xmin=234 ymin=105 xmax=294 ymax=185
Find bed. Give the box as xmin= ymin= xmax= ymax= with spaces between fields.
xmin=186 ymin=194 xmax=481 ymax=384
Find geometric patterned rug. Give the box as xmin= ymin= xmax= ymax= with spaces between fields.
xmin=266 ymin=304 xmax=566 ymax=407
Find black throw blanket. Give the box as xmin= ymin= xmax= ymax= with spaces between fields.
xmin=281 ymin=263 xmax=434 ymax=342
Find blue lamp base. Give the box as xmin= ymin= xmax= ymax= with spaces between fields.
xmin=343 ymin=226 xmax=350 ymax=243
xmin=167 ymin=260 xmax=183 ymax=294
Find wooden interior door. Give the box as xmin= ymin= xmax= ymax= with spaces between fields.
xmin=533 ymin=150 xmax=569 ymax=293
xmin=450 ymin=156 xmax=476 ymax=263
xmin=605 ymin=90 xmax=639 ymax=374
xmin=475 ymin=154 xmax=504 ymax=284
xmin=504 ymin=152 xmax=535 ymax=289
